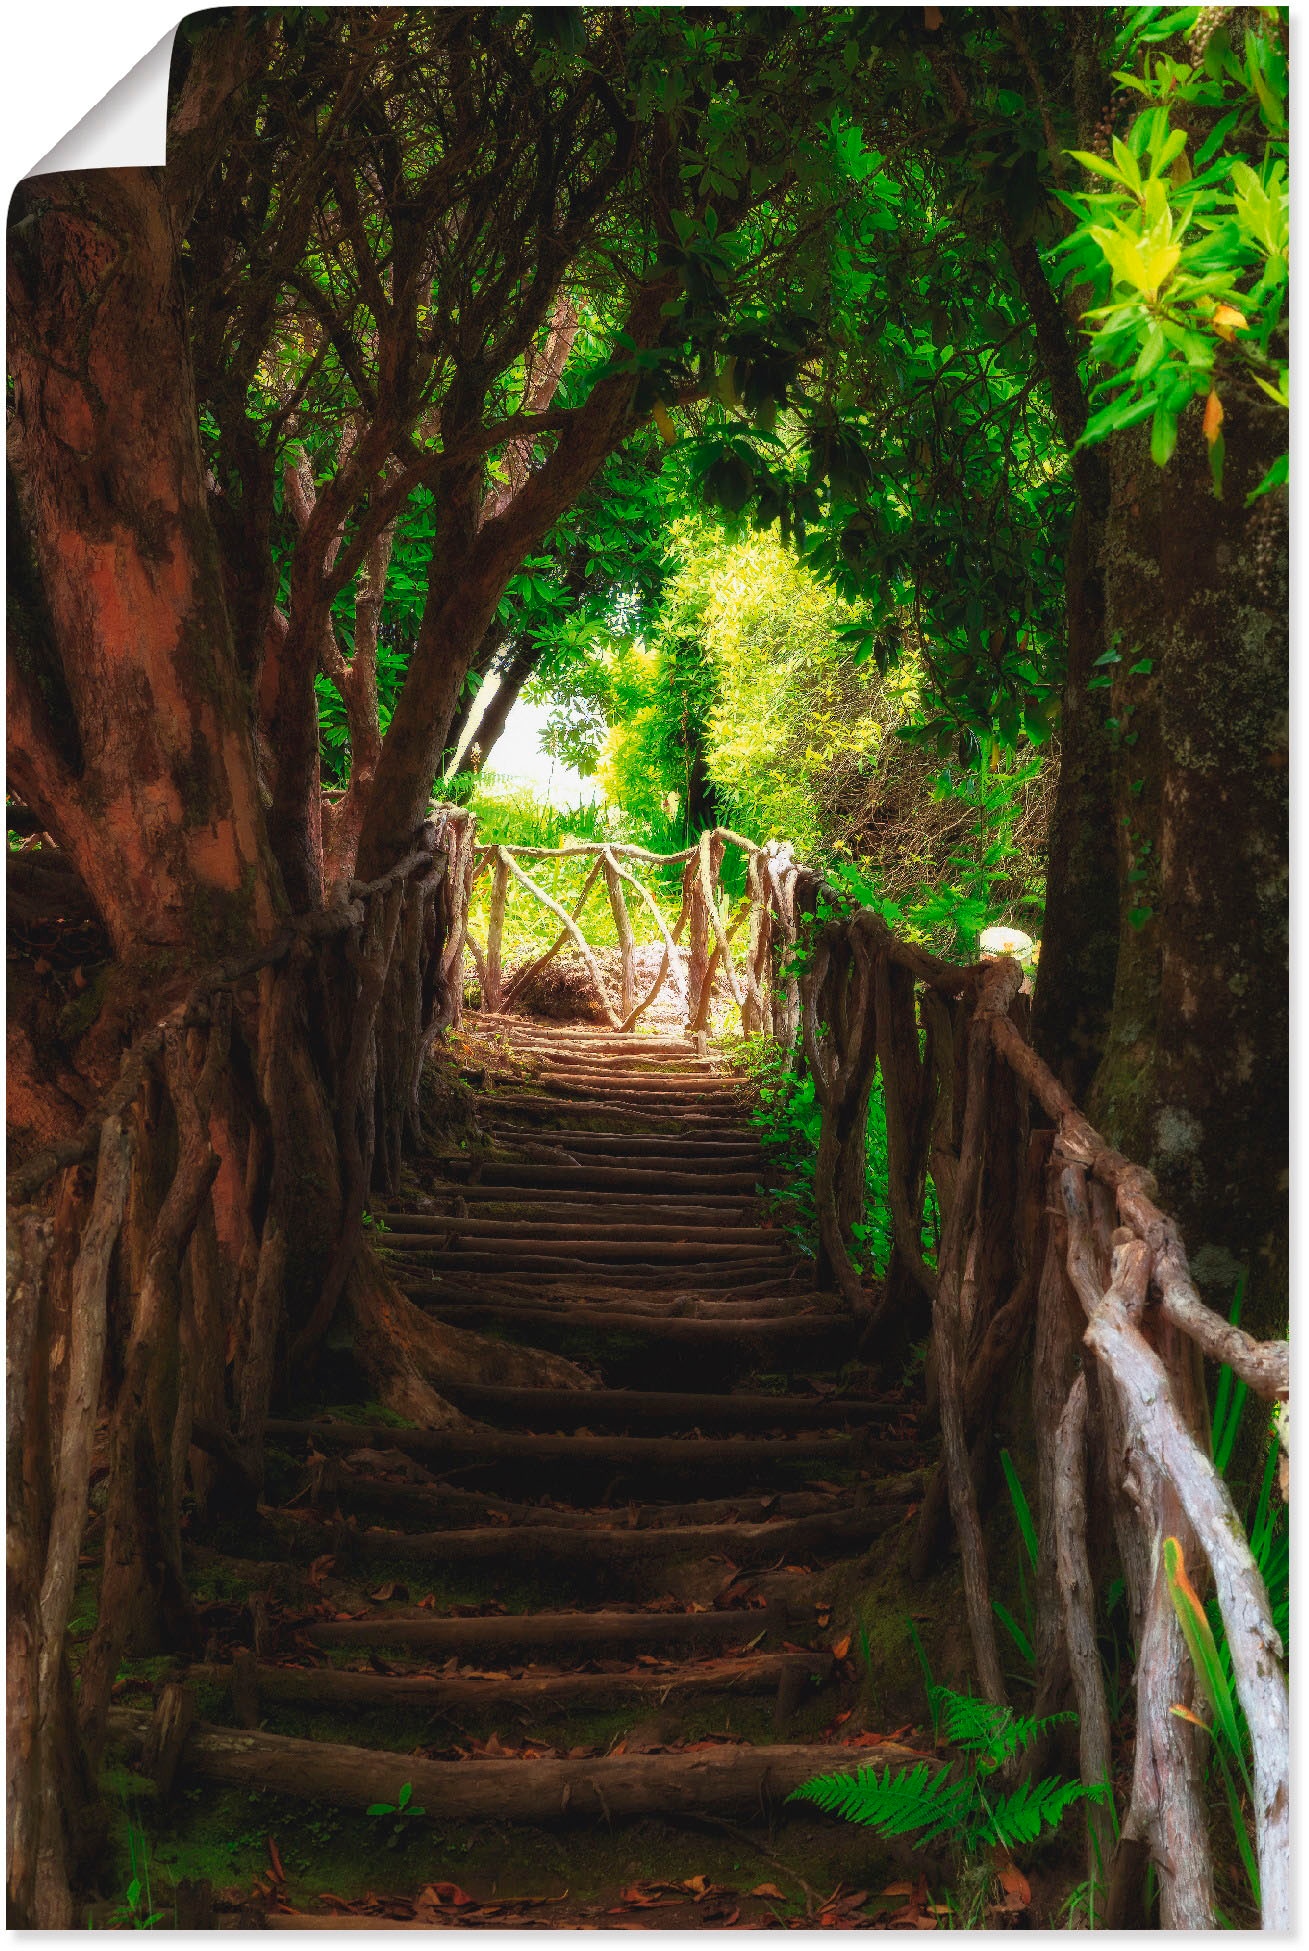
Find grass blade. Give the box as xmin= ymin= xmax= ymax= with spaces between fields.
xmin=1163 ymin=1536 xmax=1250 ymax=1791
xmin=999 ymin=1449 xmax=1038 ymax=1572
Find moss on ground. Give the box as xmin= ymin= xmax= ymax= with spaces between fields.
xmin=96 ymin=1760 xmax=892 ymax=1918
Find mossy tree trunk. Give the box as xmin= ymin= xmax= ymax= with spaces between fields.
xmin=1090 ymin=400 xmax=1287 ymax=1340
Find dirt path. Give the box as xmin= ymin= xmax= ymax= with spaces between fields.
xmin=104 ymin=1017 xmax=935 ymax=1928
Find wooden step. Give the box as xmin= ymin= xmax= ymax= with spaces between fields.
xmin=264 ymin=1419 xmax=864 ymax=1480
xmin=438 ymin=1382 xmax=903 ymax=1430
xmin=306 ymin=1474 xmax=909 ymax=1531
xmin=302 ymin=1604 xmax=788 ymax=1656
xmin=274 ymin=1501 xmax=909 ymax=1573
xmin=483 ymin=1147 xmax=766 ymax=1171
xmin=107 ymin=1708 xmax=933 ymax=1821
xmin=436 ymin=1163 xmax=762 ymax=1193
xmin=383 ymin=1217 xmax=783 ymax=1246
xmin=394 ymin=1248 xmax=794 ymax=1276
xmin=409 ymin=1300 xmax=860 ymax=1354
xmin=470 ymin=1094 xmax=745 ymax=1130
xmin=186 ymin=1650 xmax=818 ymax=1713
xmin=470 ymin=1130 xmax=767 ymax=1156
xmin=413 ymin=1186 xmax=760 ymax=1214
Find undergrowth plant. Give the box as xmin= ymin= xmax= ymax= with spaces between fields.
xmin=745 ymin=1031 xmax=902 ymax=1279
xmin=825 ymin=751 xmax=1044 ymax=963
xmin=92 ymin=1810 xmax=162 ymax=1930
xmin=993 ymin=1449 xmax=1039 ymax=1678
xmin=366 ymin=1780 xmax=426 ymax=1849
xmin=1163 ymin=1327 xmax=1289 ymax=1917
xmin=791 ymin=1685 xmax=1108 ymax=1854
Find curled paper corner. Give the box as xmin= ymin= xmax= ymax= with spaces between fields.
xmin=27 ymin=25 xmax=178 ymax=178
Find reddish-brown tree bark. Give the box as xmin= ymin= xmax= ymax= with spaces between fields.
xmin=8 ymin=167 xmax=284 ymax=962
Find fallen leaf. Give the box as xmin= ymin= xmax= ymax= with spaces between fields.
xmin=997 ymin=1863 xmax=1031 ymax=1909
xmin=614 ymin=1887 xmax=677 ymax=1909
xmin=267 ymin=1839 xmax=286 ymax=1884
xmin=750 ymin=1883 xmax=788 ymax=1901
xmin=831 ymin=1634 xmax=851 ymax=1660
xmin=420 ymin=1882 xmax=475 ymax=1907
xmin=683 ymin=1874 xmax=709 ymax=1896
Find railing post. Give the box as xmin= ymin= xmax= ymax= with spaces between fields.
xmin=685 ymin=833 xmax=721 ymax=1034
xmin=602 ymin=849 xmax=637 ymax=1023
xmin=483 ymin=848 xmax=510 ymax=1015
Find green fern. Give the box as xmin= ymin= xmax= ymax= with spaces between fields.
xmin=929 ymin=1685 xmax=1075 ymax=1771
xmin=790 ymin=1762 xmax=976 ymax=1846
xmin=791 ymin=1753 xmax=1107 ymax=1855
xmin=790 ymin=1686 xmax=1107 ymax=1858
xmin=971 ymin=1775 xmax=1109 ymax=1851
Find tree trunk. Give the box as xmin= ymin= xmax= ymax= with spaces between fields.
xmin=457 ymin=638 xmax=541 ymax=776
xmin=7 ymin=168 xmax=284 ymax=960
xmin=5 ymin=165 xmax=601 ymax=1925
xmin=355 ymin=279 xmax=676 ymax=878
xmin=1090 ymin=399 xmax=1287 ymax=1339
xmin=1029 ymin=459 xmax=1120 ymax=1100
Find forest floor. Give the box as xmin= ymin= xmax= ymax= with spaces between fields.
xmin=85 ymin=1013 xmax=1032 ymax=1930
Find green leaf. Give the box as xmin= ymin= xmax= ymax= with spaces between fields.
xmin=1079 ymin=392 xmax=1157 ymax=447
xmin=1133 ymin=323 xmax=1167 ymax=381
xmin=1067 ymin=150 xmax=1130 ymax=187
xmin=1150 ymin=403 xmax=1179 ymax=467
xmin=1245 ymin=453 xmax=1288 ymax=506
xmin=1207 ymin=428 xmax=1225 ymax=499
xmin=1000 ymin=1451 xmax=1038 ymax=1571
xmin=993 ymin=1598 xmax=1035 ymax=1667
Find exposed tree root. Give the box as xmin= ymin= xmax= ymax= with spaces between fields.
xmin=345 ymin=1257 xmax=594 ymax=1427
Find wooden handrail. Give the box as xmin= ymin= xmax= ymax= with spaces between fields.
xmin=445 ymin=808 xmax=1288 ymax=1926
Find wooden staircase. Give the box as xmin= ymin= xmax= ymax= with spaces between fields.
xmin=107 ymin=1017 xmax=932 ymax=1927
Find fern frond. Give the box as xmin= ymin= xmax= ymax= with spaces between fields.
xmin=973 ymin=1776 xmax=1110 ymax=1851
xmin=929 ymin=1687 xmax=1076 ymax=1768
xmin=789 ymin=1762 xmax=970 ymax=1843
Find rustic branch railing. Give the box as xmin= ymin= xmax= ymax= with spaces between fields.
xmin=6 ymin=805 xmax=1287 ymax=1927
xmin=454 ymin=820 xmax=1289 ymax=1929
xmin=7 ymin=808 xmax=474 ymax=1924
xmin=459 ymin=828 xmax=797 ymax=1039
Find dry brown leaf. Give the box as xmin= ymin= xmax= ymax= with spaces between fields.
xmin=419 ymin=1881 xmax=475 ymax=1908
xmin=997 ymin=1863 xmax=1031 ymax=1908
xmin=750 ymin=1883 xmax=788 ymax=1901
xmin=831 ymin=1634 xmax=851 ymax=1660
